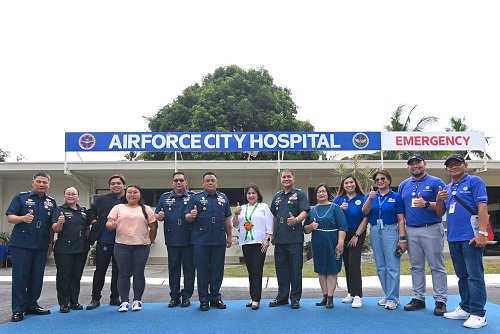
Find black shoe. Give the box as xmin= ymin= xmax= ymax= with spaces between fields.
xmin=60 ymin=305 xmax=70 ymax=313
xmin=210 ymin=299 xmax=227 ymax=309
xmin=404 ymin=298 xmax=426 ymax=311
xmin=86 ymin=300 xmax=100 ymax=310
xmin=25 ymin=307 xmax=51 ymax=315
xmin=326 ymin=296 xmax=334 ymax=309
xmin=434 ymin=301 xmax=447 ymax=316
xmin=11 ymin=312 xmax=24 ymax=322
xmin=70 ymin=303 xmax=83 ymax=310
xmin=269 ymin=299 xmax=288 ymax=307
xmin=200 ymin=301 xmax=209 ymax=311
xmin=252 ymin=302 xmax=260 ymax=310
xmin=109 ymin=298 xmax=121 ymax=306
xmin=168 ymin=298 xmax=181 ymax=308
xmin=246 ymin=302 xmax=252 ymax=307
xmin=181 ymin=297 xmax=191 ymax=307
xmin=316 ymin=294 xmax=327 ymax=306
xmin=291 ymin=300 xmax=300 ymax=309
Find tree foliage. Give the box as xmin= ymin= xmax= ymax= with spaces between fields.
xmin=445 ymin=116 xmax=491 ymax=160
xmin=0 ymin=149 xmax=10 ymax=162
xmin=142 ymin=65 xmax=318 ymax=161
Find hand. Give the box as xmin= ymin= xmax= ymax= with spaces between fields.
xmin=48 ymin=242 xmax=54 ymax=255
xmin=335 ymin=242 xmax=344 ymax=255
xmin=190 ymin=205 xmax=198 ymax=218
xmin=57 ymin=212 xmax=65 ymax=224
xmin=287 ymin=212 xmax=296 ymax=226
xmin=436 ymin=186 xmax=449 ymax=202
xmin=25 ymin=210 xmax=34 ymax=223
xmin=413 ymin=193 xmax=425 ymax=208
xmin=470 ymin=234 xmax=488 ymax=247
xmin=261 ymin=239 xmax=270 ymax=253
xmin=311 ymin=218 xmax=319 ymax=230
xmin=369 ymin=187 xmax=376 ymax=199
xmin=157 ymin=208 xmax=165 ymax=221
xmin=397 ymin=241 xmax=407 ymax=252
xmin=234 ymin=202 xmax=242 ymax=215
xmin=340 ymin=199 xmax=348 ymax=210
xmin=226 ymin=236 xmax=232 ymax=248
xmin=348 ymin=236 xmax=358 ymax=247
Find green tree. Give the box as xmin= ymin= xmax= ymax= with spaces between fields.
xmin=142 ymin=65 xmax=318 ymax=161
xmin=445 ymin=116 xmax=491 ymax=160
xmin=357 ymin=104 xmax=440 ymax=160
xmin=0 ymin=149 xmax=10 ymax=162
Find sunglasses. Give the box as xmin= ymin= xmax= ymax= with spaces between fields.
xmin=375 ymin=177 xmax=387 ymax=182
xmin=173 ymin=179 xmax=185 ymax=183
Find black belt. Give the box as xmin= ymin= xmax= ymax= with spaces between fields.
xmin=411 ymin=222 xmax=442 ymax=228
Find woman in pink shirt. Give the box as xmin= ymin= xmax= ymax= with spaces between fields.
xmin=106 ymin=185 xmax=158 ymax=312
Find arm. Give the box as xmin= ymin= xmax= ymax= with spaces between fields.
xmin=106 ymin=217 xmax=118 ymax=230
xmin=225 ymin=216 xmax=232 ymax=248
xmin=435 ymin=186 xmax=448 ymax=217
xmin=149 ymin=221 xmax=158 ymax=244
xmin=397 ymin=213 xmax=407 ymax=251
xmin=472 ymin=202 xmax=489 ymax=247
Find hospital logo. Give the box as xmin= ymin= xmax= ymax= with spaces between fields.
xmin=79 ymin=133 xmax=96 ymax=150
xmin=352 ymin=133 xmax=369 ymax=149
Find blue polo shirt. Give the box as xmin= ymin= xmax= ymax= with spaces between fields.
xmin=333 ymin=194 xmax=365 ymax=229
xmin=364 ymin=189 xmax=404 ymax=226
xmin=398 ymin=173 xmax=446 ymax=227
xmin=441 ymin=174 xmax=488 ymax=242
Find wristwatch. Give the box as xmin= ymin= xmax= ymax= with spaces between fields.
xmin=399 ymin=236 xmax=407 ymax=241
xmin=354 ymin=233 xmax=360 ymax=238
xmin=266 ymin=237 xmax=271 ymax=242
xmin=478 ymin=230 xmax=489 ymax=237
xmin=424 ymin=201 xmax=430 ymax=209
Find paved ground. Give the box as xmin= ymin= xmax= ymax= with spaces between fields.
xmin=1 ymin=262 xmax=499 ymax=325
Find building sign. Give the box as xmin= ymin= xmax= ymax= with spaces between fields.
xmin=65 ymin=132 xmax=381 ymax=152
xmin=65 ymin=131 xmax=485 ymax=152
xmin=381 ymin=132 xmax=485 ymax=150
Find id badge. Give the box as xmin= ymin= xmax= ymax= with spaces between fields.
xmin=377 ymin=219 xmax=384 ymax=230
xmin=411 ymin=198 xmax=417 ymax=208
xmin=449 ymin=202 xmax=456 ymax=214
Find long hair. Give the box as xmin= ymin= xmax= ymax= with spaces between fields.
xmin=244 ymin=183 xmax=264 ymax=203
xmin=336 ymin=173 xmax=365 ymax=197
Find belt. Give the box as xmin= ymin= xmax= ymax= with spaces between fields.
xmin=315 ymin=229 xmax=338 ymax=232
xmin=411 ymin=222 xmax=442 ymax=228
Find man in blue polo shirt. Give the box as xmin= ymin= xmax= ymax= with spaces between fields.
xmin=436 ymin=153 xmax=489 ymax=329
xmin=399 ymin=154 xmax=447 ymax=316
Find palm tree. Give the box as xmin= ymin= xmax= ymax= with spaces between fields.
xmin=445 ymin=116 xmax=491 ymax=160
xmin=357 ymin=104 xmax=439 ymax=160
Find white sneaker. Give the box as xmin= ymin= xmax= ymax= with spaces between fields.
xmin=342 ymin=293 xmax=353 ymax=303
xmin=385 ymin=301 xmax=399 ymax=310
xmin=463 ymin=315 xmax=487 ymax=329
xmin=119 ymin=302 xmax=129 ymax=312
xmin=444 ymin=306 xmax=470 ymax=320
xmin=132 ymin=300 xmax=142 ymax=311
xmin=352 ymin=296 xmax=362 ymax=308
xmin=378 ymin=299 xmax=387 ymax=306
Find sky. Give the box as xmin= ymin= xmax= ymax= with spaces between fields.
xmin=1 ymin=0 xmax=499 ymax=162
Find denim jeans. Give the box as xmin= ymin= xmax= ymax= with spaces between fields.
xmin=448 ymin=241 xmax=486 ymax=317
xmin=370 ymin=224 xmax=401 ymax=302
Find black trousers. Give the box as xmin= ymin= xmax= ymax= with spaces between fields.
xmin=242 ymin=243 xmax=267 ymax=302
xmin=274 ymin=242 xmax=303 ymax=302
xmin=91 ymin=240 xmax=119 ymax=301
xmin=54 ymin=251 xmax=88 ymax=305
xmin=343 ymin=228 xmax=366 ymax=297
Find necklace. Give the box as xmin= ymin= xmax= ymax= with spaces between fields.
xmin=316 ymin=202 xmax=333 ymax=219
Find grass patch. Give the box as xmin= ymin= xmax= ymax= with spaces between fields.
xmin=224 ymin=258 xmax=500 ymax=278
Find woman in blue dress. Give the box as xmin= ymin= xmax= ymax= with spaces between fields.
xmin=303 ymin=183 xmax=347 ymax=309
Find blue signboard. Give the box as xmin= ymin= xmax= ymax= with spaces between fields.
xmin=65 ymin=132 xmax=382 ymax=152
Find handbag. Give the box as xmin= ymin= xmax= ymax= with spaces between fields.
xmin=454 ymin=195 xmax=494 ymax=241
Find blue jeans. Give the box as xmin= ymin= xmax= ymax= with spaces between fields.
xmin=370 ymin=224 xmax=400 ymax=302
xmin=448 ymin=241 xmax=486 ymax=317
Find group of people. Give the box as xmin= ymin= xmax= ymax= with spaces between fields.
xmin=4 ymin=153 xmax=490 ymax=329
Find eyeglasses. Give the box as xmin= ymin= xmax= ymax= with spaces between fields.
xmin=173 ymin=179 xmax=185 ymax=183
xmin=316 ymin=190 xmax=328 ymax=194
xmin=446 ymin=162 xmax=463 ymax=168
xmin=375 ymin=177 xmax=387 ymax=182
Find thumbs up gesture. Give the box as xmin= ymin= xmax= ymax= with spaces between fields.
xmin=25 ymin=209 xmax=34 ymax=223
xmin=287 ymin=212 xmax=297 ymax=225
xmin=190 ymin=205 xmax=198 ymax=218
xmin=57 ymin=212 xmax=65 ymax=224
xmin=369 ymin=186 xmax=376 ymax=199
xmin=311 ymin=218 xmax=319 ymax=230
xmin=157 ymin=208 xmax=165 ymax=221
xmin=234 ymin=202 xmax=242 ymax=215
xmin=436 ymin=185 xmax=449 ymax=201
xmin=340 ymin=198 xmax=348 ymax=210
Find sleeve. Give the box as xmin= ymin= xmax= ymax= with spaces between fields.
xmin=298 ymin=190 xmax=310 ymax=213
xmin=108 ymin=205 xmax=119 ymax=221
xmin=184 ymin=196 xmax=195 ymax=214
xmin=224 ymin=196 xmax=232 ymax=218
xmin=52 ymin=206 xmax=63 ymax=224
xmin=270 ymin=195 xmax=277 ymax=216
xmin=155 ymin=195 xmax=164 ymax=214
xmin=396 ymin=194 xmax=405 ymax=214
xmin=264 ymin=204 xmax=274 ymax=234
xmin=5 ymin=194 xmax=22 ymax=216
xmin=146 ymin=206 xmax=157 ymax=224
xmin=303 ymin=207 xmax=314 ymax=226
xmin=334 ymin=204 xmax=348 ymax=231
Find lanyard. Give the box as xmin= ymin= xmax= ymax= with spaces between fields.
xmin=245 ymin=202 xmax=259 ymax=222
xmin=377 ymin=192 xmax=388 ymax=220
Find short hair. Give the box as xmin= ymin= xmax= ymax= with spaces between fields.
xmin=64 ymin=186 xmax=79 ymax=195
xmin=313 ymin=182 xmax=334 ymax=202
xmin=172 ymin=171 xmax=186 ymax=179
xmin=108 ymin=174 xmax=126 ymax=185
xmin=372 ymin=169 xmax=392 ymax=186
xmin=280 ymin=168 xmax=295 ymax=177
xmin=245 ymin=183 xmax=264 ymax=203
xmin=33 ymin=172 xmax=51 ymax=182
xmin=202 ymin=172 xmax=217 ymax=180
xmin=336 ymin=173 xmax=365 ymax=197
